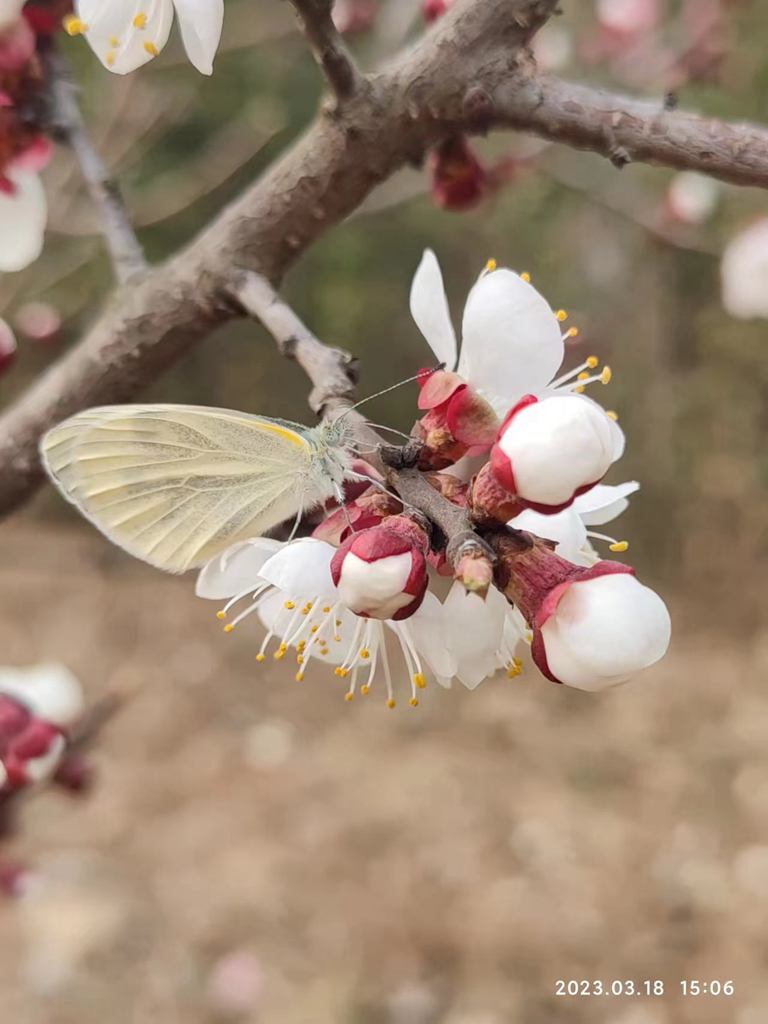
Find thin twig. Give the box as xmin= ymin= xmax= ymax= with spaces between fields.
xmin=231 ymin=270 xmax=359 ymax=414
xmin=290 ymin=0 xmax=364 ymax=102
xmin=45 ymin=48 xmax=147 ymax=284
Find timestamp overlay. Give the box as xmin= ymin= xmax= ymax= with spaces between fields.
xmin=554 ymin=979 xmax=736 ymax=998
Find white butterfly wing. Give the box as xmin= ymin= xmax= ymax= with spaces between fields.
xmin=40 ymin=404 xmax=326 ymax=573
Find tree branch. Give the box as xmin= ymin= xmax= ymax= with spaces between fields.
xmin=230 ymin=270 xmax=359 ymax=414
xmin=46 ymin=49 xmax=146 ymax=284
xmin=5 ymin=0 xmax=768 ymax=517
xmin=495 ymin=75 xmax=768 ymax=187
xmin=289 ymin=0 xmax=364 ymax=102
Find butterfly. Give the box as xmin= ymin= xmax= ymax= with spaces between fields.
xmin=40 ymin=405 xmax=358 ymax=574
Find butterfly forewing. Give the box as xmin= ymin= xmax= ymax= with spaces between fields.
xmin=41 ymin=405 xmax=325 ymax=573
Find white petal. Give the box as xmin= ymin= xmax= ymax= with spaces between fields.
xmin=409 ymin=249 xmax=458 ymax=370
xmin=459 ymin=267 xmax=564 ymax=410
xmin=509 ymin=508 xmax=587 ymax=564
xmin=404 ymin=590 xmax=457 ymax=680
xmin=0 ymin=170 xmax=46 ymax=272
xmin=443 ymin=582 xmax=505 ymax=689
xmin=541 ymin=574 xmax=671 ymax=691
xmin=0 ymin=663 xmax=84 ymax=728
xmin=196 ymin=538 xmax=283 ymax=599
xmin=259 ymin=539 xmax=337 ymax=600
xmin=498 ymin=395 xmax=615 ymax=507
xmin=77 ymin=0 xmax=174 ymax=74
xmin=572 ymin=481 xmax=639 ymax=526
xmin=721 ymin=219 xmax=768 ymax=320
xmin=173 ymin=0 xmax=224 ymax=74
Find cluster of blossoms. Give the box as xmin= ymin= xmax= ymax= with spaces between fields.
xmin=198 ymin=252 xmax=671 ymax=708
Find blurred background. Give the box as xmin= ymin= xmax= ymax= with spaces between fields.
xmin=1 ymin=0 xmax=767 ymax=1021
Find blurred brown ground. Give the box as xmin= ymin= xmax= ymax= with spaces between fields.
xmin=1 ymin=516 xmax=766 ymax=1024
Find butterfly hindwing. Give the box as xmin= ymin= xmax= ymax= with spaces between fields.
xmin=41 ymin=404 xmax=323 ymax=573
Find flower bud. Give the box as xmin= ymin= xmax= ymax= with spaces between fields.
xmin=330 ymin=521 xmax=429 ymax=621
xmin=492 ymin=533 xmax=670 ymax=691
xmin=430 ymin=136 xmax=487 ymax=212
xmin=423 ymin=0 xmax=452 ymax=22
xmin=0 ymin=694 xmax=67 ymax=792
xmin=490 ymin=394 xmax=615 ymax=512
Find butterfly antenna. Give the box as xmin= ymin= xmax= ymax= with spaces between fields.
xmin=339 ymin=364 xmax=444 ymax=419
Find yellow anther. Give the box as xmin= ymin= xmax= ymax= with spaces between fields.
xmin=336 ymin=668 xmax=349 ymax=678
xmin=606 ymin=410 xmax=619 ymax=421
xmin=278 ymin=643 xmax=287 ymax=652
xmin=600 ymin=365 xmax=612 ymax=384
xmin=133 ymin=12 xmax=148 ymax=29
xmin=344 ymin=692 xmax=354 ymax=702
xmin=513 ymin=657 xmax=523 ymax=669
xmin=143 ymin=41 xmax=159 ymax=56
xmin=609 ymin=540 xmax=629 ymax=553
xmin=295 ymin=671 xmax=305 ymax=682
xmin=274 ymin=651 xmax=285 ymax=661
xmin=360 ymin=648 xmax=370 ymax=659
xmin=586 ymin=355 xmax=599 ymax=369
xmin=322 ymin=606 xmax=331 ymax=613
xmin=333 ymin=635 xmax=342 ymax=642
xmin=525 ymin=630 xmax=533 ymax=643
xmin=63 ymin=16 xmax=88 ymax=35
xmin=414 ymin=673 xmax=426 ymax=689
xmin=310 ymin=625 xmax=319 ymax=634
xmin=109 ymin=35 xmax=119 ymax=47
xmin=223 ymin=623 xmax=234 ymax=633
xmin=216 ymin=610 xmax=226 ymax=620
xmin=567 ymin=327 xmax=580 ymax=338
xmin=335 ymin=618 xmax=342 ymax=627
xmin=485 ymin=258 xmax=497 ymax=272
xmin=556 ymin=309 xmax=568 ymax=322
xmin=520 ymin=271 xmax=531 ymax=282
xmin=106 ymin=51 xmax=116 ymax=66
xmin=255 ymin=653 xmax=266 ymax=662
xmin=409 ymin=698 xmax=419 ymax=707
xmin=297 ymin=641 xmax=306 ymax=652
xmin=320 ymin=648 xmax=329 ymax=656
xmin=284 ymin=600 xmax=296 ymax=610
xmin=360 ymin=685 xmax=371 ymax=695
xmin=574 ymin=385 xmax=585 ymax=394
xmin=296 ymin=655 xmax=304 ymax=665
xmin=577 ymin=371 xmax=590 ymax=381
xmin=387 ymin=699 xmax=397 ymax=710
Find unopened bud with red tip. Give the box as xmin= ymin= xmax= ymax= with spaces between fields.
xmin=430 ymin=136 xmax=487 ymax=212
xmin=493 ymin=534 xmax=670 ymax=691
xmin=454 ymin=550 xmax=494 ymax=597
xmin=490 ymin=394 xmax=615 ymax=513
xmin=0 ymin=694 xmax=66 ymax=792
xmin=330 ymin=519 xmax=429 ymax=621
xmin=423 ymin=0 xmax=452 ymax=22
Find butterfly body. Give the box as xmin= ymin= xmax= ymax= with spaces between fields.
xmin=40 ymin=404 xmax=358 ymax=574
